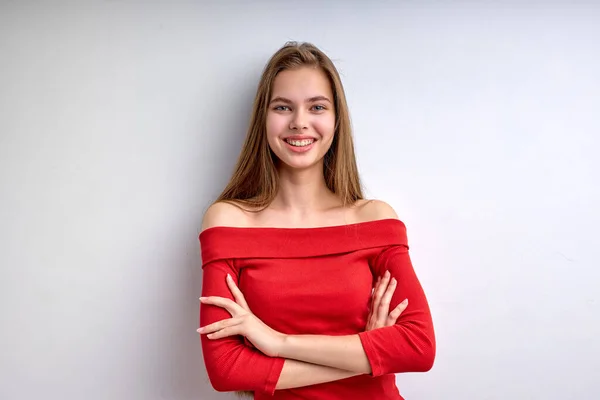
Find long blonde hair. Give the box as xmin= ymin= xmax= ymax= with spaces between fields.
xmin=215 ymin=41 xmax=363 ymax=210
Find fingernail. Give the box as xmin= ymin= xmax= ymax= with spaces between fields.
xmin=196 ymin=328 xmax=203 ymax=333
xmin=385 ymin=270 xmax=390 ymax=277
xmin=391 ymin=278 xmax=396 ymax=284
xmin=226 ymin=274 xmax=231 ymax=280
xmin=401 ymin=298 xmax=408 ymax=304
xmin=199 ymin=297 xmax=206 ymax=302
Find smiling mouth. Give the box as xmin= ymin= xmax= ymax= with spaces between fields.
xmin=284 ymin=138 xmax=315 ymax=147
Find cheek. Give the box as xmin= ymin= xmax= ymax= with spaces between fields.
xmin=313 ymin=115 xmax=336 ymax=139
xmin=266 ymin=115 xmax=286 ymax=152
xmin=266 ymin=114 xmax=287 ymax=140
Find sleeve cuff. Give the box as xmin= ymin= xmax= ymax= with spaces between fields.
xmin=358 ymin=331 xmax=383 ymax=377
xmin=263 ymin=357 xmax=286 ymax=395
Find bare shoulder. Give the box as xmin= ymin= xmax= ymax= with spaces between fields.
xmin=201 ymin=201 xmax=251 ymax=232
xmin=353 ymin=199 xmax=399 ymax=223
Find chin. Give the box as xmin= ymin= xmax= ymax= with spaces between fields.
xmin=278 ymin=157 xmax=323 ymax=171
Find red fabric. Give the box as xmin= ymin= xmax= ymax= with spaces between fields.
xmin=199 ymin=219 xmax=435 ymax=399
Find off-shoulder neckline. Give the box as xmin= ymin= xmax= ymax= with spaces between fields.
xmin=200 ymin=217 xmax=402 ymax=237
xmin=198 ymin=218 xmax=408 ymax=263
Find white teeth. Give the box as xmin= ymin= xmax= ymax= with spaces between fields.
xmin=286 ymin=139 xmax=314 ymax=147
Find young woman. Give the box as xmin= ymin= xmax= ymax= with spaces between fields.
xmin=197 ymin=42 xmax=435 ymax=399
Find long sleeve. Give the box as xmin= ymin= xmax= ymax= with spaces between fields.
xmin=200 ymin=258 xmax=285 ymax=394
xmin=358 ymin=244 xmax=436 ymax=376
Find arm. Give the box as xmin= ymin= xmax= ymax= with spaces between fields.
xmin=276 ymin=359 xmax=360 ymax=390
xmin=279 ymin=334 xmax=371 ymax=373
xmin=199 ymin=203 xmax=362 ymax=392
xmin=200 ymin=259 xmax=285 ymax=394
xmin=201 ymin=266 xmax=412 ymax=387
xmin=275 ymin=271 xmax=409 ymax=387
xmin=200 ymin=203 xmax=287 ymax=393
xmin=278 ymin=244 xmax=436 ymax=376
xmin=201 ymin=261 xmax=362 ymax=392
xmin=200 ymin=202 xmax=433 ymax=384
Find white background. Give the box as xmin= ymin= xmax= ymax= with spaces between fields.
xmin=1 ymin=1 xmax=599 ymax=399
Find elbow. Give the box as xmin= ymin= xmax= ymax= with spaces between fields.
xmin=204 ymin=357 xmax=261 ymax=393
xmin=371 ymin=331 xmax=436 ymax=376
xmin=391 ymin=341 xmax=435 ymax=374
xmin=412 ymin=332 xmax=436 ymax=372
xmin=204 ymin=358 xmax=242 ymax=392
xmin=398 ymin=326 xmax=436 ymax=373
xmin=202 ymin=342 xmax=249 ymax=392
xmin=206 ymin=363 xmax=256 ymax=393
xmin=202 ymin=340 xmax=278 ymax=394
xmin=206 ymin=371 xmax=249 ymax=393
xmin=414 ymin=345 xmax=435 ymax=372
xmin=206 ymin=370 xmax=234 ymax=392
xmin=211 ymin=382 xmax=229 ymax=393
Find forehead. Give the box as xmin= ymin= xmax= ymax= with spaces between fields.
xmin=271 ymin=67 xmax=333 ymax=98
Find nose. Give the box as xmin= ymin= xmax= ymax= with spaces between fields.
xmin=289 ymin=109 xmax=308 ymax=130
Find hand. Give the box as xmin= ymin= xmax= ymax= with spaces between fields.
xmin=197 ymin=274 xmax=286 ymax=357
xmin=365 ymin=270 xmax=408 ymax=331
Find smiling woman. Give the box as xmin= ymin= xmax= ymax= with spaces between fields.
xmin=213 ymin=42 xmax=361 ymax=211
xmin=197 ymin=42 xmax=435 ymax=400
xmin=267 ymin=70 xmax=335 ymax=165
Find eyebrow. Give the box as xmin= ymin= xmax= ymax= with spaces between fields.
xmin=269 ymin=95 xmax=332 ymax=105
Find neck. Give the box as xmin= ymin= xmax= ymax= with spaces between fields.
xmin=271 ymin=162 xmax=340 ymax=214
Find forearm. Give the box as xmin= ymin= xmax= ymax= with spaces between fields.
xmin=279 ymin=334 xmax=372 ymax=373
xmin=275 ymin=358 xmax=361 ymax=390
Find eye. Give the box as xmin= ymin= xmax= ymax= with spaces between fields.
xmin=274 ymin=105 xmax=290 ymax=111
xmin=312 ymin=105 xmax=326 ymax=111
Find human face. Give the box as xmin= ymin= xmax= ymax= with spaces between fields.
xmin=266 ymin=67 xmax=336 ymax=171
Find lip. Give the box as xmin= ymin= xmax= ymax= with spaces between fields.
xmin=283 ymin=135 xmax=317 ymax=141
xmin=282 ymin=137 xmax=316 ymax=153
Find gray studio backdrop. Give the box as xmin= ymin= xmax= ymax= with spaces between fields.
xmin=1 ymin=1 xmax=598 ymax=399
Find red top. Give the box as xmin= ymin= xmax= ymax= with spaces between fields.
xmin=199 ymin=219 xmax=435 ymax=399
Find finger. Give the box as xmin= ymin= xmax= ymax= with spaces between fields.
xmin=226 ymin=274 xmax=250 ymax=310
xmin=206 ymin=325 xmax=240 ymax=340
xmin=375 ymin=271 xmax=389 ymax=297
xmin=372 ymin=271 xmax=390 ymax=310
xmin=197 ymin=317 xmax=243 ymax=334
xmin=369 ymin=272 xmax=389 ymax=328
xmin=373 ymin=275 xmax=382 ymax=294
xmin=366 ymin=294 xmax=377 ymax=328
xmin=367 ymin=276 xmax=379 ymax=318
xmin=377 ymin=276 xmax=397 ymax=324
xmin=386 ymin=299 xmax=408 ymax=326
xmin=368 ymin=275 xmax=380 ymax=309
xmin=366 ymin=307 xmax=373 ymax=328
xmin=199 ymin=296 xmax=244 ymax=316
